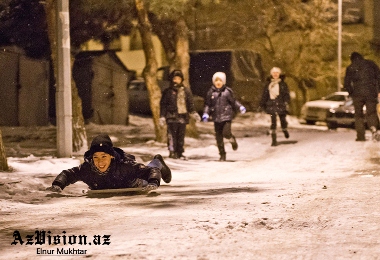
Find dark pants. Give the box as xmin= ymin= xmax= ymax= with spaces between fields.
xmin=270 ymin=113 xmax=288 ymax=131
xmin=147 ymin=159 xmax=162 ymax=170
xmin=214 ymin=121 xmax=233 ymax=155
xmin=353 ymin=97 xmax=379 ymax=139
xmin=167 ymin=122 xmax=186 ymax=155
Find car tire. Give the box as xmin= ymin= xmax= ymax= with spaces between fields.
xmin=327 ymin=121 xmax=338 ymax=130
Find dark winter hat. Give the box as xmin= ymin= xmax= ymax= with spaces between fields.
xmin=169 ymin=70 xmax=184 ymax=82
xmin=350 ymin=52 xmax=363 ymax=61
xmin=89 ymin=134 xmax=115 ymax=157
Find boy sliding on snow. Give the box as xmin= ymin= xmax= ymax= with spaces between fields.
xmin=46 ymin=134 xmax=172 ymax=192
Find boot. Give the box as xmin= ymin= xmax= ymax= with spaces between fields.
xmin=219 ymin=153 xmax=226 ymax=161
xmin=282 ymin=129 xmax=289 ymax=139
xmin=371 ymin=126 xmax=380 ymax=141
xmin=154 ymin=154 xmax=172 ymax=183
xmin=169 ymin=151 xmax=176 ymax=158
xmin=271 ymin=133 xmax=277 ymax=146
xmin=229 ymin=136 xmax=238 ymax=151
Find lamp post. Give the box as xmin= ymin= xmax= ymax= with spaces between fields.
xmin=56 ymin=0 xmax=72 ymax=157
xmin=337 ymin=0 xmax=342 ymax=91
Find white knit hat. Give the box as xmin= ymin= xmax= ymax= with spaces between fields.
xmin=270 ymin=67 xmax=282 ymax=74
xmin=212 ymin=72 xmax=226 ymax=85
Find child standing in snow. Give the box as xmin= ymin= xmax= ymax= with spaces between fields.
xmin=159 ymin=70 xmax=201 ymax=159
xmin=202 ymin=72 xmax=246 ymax=161
xmin=259 ymin=67 xmax=290 ymax=146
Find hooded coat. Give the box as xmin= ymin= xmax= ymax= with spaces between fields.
xmin=51 ymin=147 xmax=161 ymax=190
xmin=203 ymin=85 xmax=243 ymax=122
xmin=260 ymin=75 xmax=290 ymax=115
xmin=160 ymin=83 xmax=196 ymax=124
xmin=344 ymin=52 xmax=380 ymax=99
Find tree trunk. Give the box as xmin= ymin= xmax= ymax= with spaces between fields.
xmin=173 ymin=17 xmax=199 ymax=138
xmin=135 ymin=0 xmax=166 ymax=142
xmin=43 ymin=0 xmax=87 ymax=154
xmin=70 ymin=57 xmax=88 ymax=154
xmin=0 ymin=129 xmax=9 ymax=171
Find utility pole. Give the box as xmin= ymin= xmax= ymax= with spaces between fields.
xmin=337 ymin=0 xmax=342 ymax=91
xmin=56 ymin=0 xmax=72 ymax=157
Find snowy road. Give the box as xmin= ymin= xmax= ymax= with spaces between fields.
xmin=1 ymin=118 xmax=380 ymax=259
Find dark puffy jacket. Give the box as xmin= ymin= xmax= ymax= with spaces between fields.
xmin=203 ymin=85 xmax=243 ymax=122
xmin=260 ymin=75 xmax=290 ymax=115
xmin=160 ymin=84 xmax=195 ymax=124
xmin=52 ymin=147 xmax=161 ymax=190
xmin=344 ymin=54 xmax=380 ymax=99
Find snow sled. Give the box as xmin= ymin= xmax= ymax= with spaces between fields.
xmin=83 ymin=187 xmax=152 ymax=195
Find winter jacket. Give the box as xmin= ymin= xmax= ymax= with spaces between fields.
xmin=52 ymin=147 xmax=161 ymax=190
xmin=260 ymin=75 xmax=290 ymax=115
xmin=160 ymin=83 xmax=196 ymax=124
xmin=344 ymin=55 xmax=380 ymax=99
xmin=203 ymin=85 xmax=243 ymax=123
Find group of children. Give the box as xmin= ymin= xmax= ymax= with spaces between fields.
xmin=46 ymin=67 xmax=290 ymax=193
xmin=160 ymin=67 xmax=290 ymax=160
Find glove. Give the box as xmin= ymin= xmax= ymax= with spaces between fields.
xmin=191 ymin=112 xmax=201 ymax=122
xmin=240 ymin=106 xmax=246 ymax=114
xmin=159 ymin=117 xmax=166 ymax=126
xmin=46 ymin=185 xmax=62 ymax=193
xmin=142 ymin=183 xmax=158 ymax=191
xmin=285 ymin=103 xmax=290 ymax=113
xmin=202 ymin=113 xmax=209 ymax=122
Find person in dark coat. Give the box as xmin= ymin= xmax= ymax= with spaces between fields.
xmin=343 ymin=52 xmax=380 ymax=141
xmin=202 ymin=72 xmax=246 ymax=161
xmin=160 ymin=70 xmax=201 ymax=159
xmin=46 ymin=134 xmax=172 ymax=192
xmin=260 ymin=67 xmax=291 ymax=146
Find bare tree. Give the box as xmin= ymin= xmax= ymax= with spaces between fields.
xmin=149 ymin=1 xmax=200 ymax=137
xmin=185 ymin=0 xmax=338 ymax=114
xmin=135 ymin=0 xmax=166 ymax=142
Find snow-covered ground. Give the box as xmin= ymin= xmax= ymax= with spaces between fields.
xmin=1 ymin=113 xmax=380 ymax=259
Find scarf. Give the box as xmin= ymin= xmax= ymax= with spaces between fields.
xmin=269 ymin=78 xmax=281 ymax=100
xmin=177 ymin=86 xmax=187 ymax=114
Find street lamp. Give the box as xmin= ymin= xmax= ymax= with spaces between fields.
xmin=56 ymin=0 xmax=73 ymax=157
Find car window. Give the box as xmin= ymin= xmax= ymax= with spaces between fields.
xmin=128 ymin=82 xmax=147 ymax=91
xmin=344 ymin=99 xmax=353 ymax=106
xmin=128 ymin=83 xmax=140 ymax=90
xmin=324 ymin=94 xmax=346 ymax=101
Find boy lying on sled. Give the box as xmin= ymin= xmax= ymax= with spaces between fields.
xmin=46 ymin=134 xmax=172 ymax=192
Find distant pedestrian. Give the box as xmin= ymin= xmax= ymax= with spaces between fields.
xmin=344 ymin=52 xmax=380 ymax=141
xmin=160 ymin=70 xmax=201 ymax=159
xmin=202 ymin=72 xmax=246 ymax=161
xmin=259 ymin=67 xmax=290 ymax=146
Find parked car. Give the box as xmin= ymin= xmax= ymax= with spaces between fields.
xmin=300 ymin=91 xmax=350 ymax=125
xmin=128 ymin=79 xmax=204 ymax=115
xmin=326 ymin=97 xmax=366 ymax=129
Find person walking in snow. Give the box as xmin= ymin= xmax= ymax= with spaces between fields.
xmin=343 ymin=51 xmax=380 ymax=141
xmin=259 ymin=67 xmax=290 ymax=146
xmin=159 ymin=70 xmax=201 ymax=159
xmin=202 ymin=72 xmax=246 ymax=161
xmin=46 ymin=134 xmax=172 ymax=192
